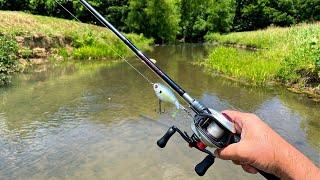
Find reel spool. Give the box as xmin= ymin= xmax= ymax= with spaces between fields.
xmin=191 ymin=108 xmax=238 ymax=148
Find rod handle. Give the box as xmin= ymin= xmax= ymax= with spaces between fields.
xmin=157 ymin=126 xmax=176 ymax=148
xmin=195 ymin=155 xmax=215 ymax=176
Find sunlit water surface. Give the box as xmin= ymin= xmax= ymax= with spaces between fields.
xmin=0 ymin=44 xmax=319 ymax=179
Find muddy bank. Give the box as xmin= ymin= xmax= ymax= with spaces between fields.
xmin=15 ymin=33 xmax=73 ymax=66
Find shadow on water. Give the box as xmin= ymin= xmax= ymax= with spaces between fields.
xmin=0 ymin=44 xmax=319 ymax=179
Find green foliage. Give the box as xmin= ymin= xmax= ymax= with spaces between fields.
xmin=297 ymin=0 xmax=320 ymax=21
xmin=0 ymin=0 xmax=29 ymax=11
xmin=58 ymin=48 xmax=69 ymax=60
xmin=204 ymin=24 xmax=320 ymax=87
xmin=73 ymin=45 xmax=112 ymax=60
xmin=0 ymin=10 xmax=153 ymax=58
xmin=0 ymin=11 xmax=153 ymax=86
xmin=0 ymin=35 xmax=20 ymax=85
xmin=179 ymin=0 xmax=208 ymax=41
xmin=204 ymin=46 xmax=279 ymax=85
xmin=72 ymin=31 xmax=153 ymax=59
xmin=205 ymin=26 xmax=289 ymax=48
xmin=0 ymin=0 xmax=129 ymax=31
xmin=126 ymin=0 xmax=180 ymax=43
xmin=104 ymin=0 xmax=129 ymax=32
xmin=72 ymin=31 xmax=95 ymax=48
xmin=179 ymin=0 xmax=235 ymax=41
xmin=276 ymin=24 xmax=320 ymax=85
xmin=233 ymin=0 xmax=297 ymax=31
xmin=0 ymin=0 xmax=318 ymax=42
xmin=232 ymin=0 xmax=320 ymax=31
xmin=316 ymin=58 xmax=320 ymax=74
xmin=20 ymin=47 xmax=33 ymax=59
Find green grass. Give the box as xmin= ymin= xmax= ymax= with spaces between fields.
xmin=0 ymin=11 xmax=153 ymax=86
xmin=0 ymin=11 xmax=153 ymax=59
xmin=204 ymin=23 xmax=320 ymax=89
xmin=203 ymin=47 xmax=280 ymax=85
xmin=72 ymin=33 xmax=152 ymax=60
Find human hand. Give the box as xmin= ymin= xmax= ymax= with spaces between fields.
xmin=215 ymin=110 xmax=320 ymax=179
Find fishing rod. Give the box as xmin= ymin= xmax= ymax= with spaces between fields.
xmin=78 ymin=0 xmax=205 ymax=114
xmin=77 ymin=0 xmax=279 ymax=179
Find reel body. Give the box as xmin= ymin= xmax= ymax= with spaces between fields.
xmin=157 ymin=108 xmax=239 ymax=176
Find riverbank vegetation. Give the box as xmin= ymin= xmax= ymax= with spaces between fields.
xmin=1 ymin=0 xmax=318 ymax=43
xmin=0 ymin=36 xmax=20 ymax=86
xmin=0 ymin=11 xmax=153 ymax=85
xmin=204 ymin=23 xmax=320 ymax=99
xmin=0 ymin=0 xmax=319 ymax=96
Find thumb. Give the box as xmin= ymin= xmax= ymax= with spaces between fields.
xmin=214 ymin=143 xmax=243 ymax=161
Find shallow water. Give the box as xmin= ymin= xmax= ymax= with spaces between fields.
xmin=0 ymin=44 xmax=319 ymax=179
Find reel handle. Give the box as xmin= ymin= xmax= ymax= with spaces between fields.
xmin=157 ymin=126 xmax=176 ymax=148
xmin=195 ymin=155 xmax=215 ymax=176
xmin=231 ymin=134 xmax=280 ymax=180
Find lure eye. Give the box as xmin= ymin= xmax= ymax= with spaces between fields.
xmin=154 ymin=84 xmax=158 ymax=88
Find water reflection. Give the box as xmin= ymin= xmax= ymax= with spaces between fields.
xmin=0 ymin=44 xmax=318 ymax=179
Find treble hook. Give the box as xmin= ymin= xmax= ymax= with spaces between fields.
xmin=156 ymin=100 xmax=165 ymax=114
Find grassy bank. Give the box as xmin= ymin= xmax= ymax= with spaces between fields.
xmin=204 ymin=23 xmax=320 ymax=99
xmin=0 ymin=11 xmax=153 ymax=86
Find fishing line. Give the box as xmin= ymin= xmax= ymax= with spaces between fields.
xmin=179 ymin=104 xmax=193 ymax=118
xmin=55 ymin=0 xmax=81 ymax=22
xmin=54 ymin=0 xmax=195 ymax=117
xmin=54 ymin=0 xmax=154 ymax=85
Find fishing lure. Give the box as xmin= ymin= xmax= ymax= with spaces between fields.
xmin=153 ymin=83 xmax=180 ymax=110
xmin=153 ymin=83 xmax=194 ymax=118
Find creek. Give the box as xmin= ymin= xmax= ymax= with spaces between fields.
xmin=0 ymin=44 xmax=319 ymax=179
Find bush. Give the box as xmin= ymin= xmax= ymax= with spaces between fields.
xmin=0 ymin=35 xmax=19 ymax=86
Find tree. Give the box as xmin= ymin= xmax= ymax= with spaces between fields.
xmin=0 ymin=0 xmax=318 ymax=42
xmin=297 ymin=0 xmax=320 ymax=21
xmin=179 ymin=0 xmax=208 ymax=42
xmin=179 ymin=0 xmax=235 ymax=42
xmin=0 ymin=0 xmax=29 ymax=11
xmin=126 ymin=0 xmax=180 ymax=43
xmin=104 ymin=0 xmax=129 ymax=31
xmin=232 ymin=0 xmax=298 ymax=31
xmin=207 ymin=0 xmax=235 ymax=33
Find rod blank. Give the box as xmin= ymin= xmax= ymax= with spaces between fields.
xmin=79 ymin=0 xmax=185 ymax=96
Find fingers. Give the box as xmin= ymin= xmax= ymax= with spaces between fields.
xmin=241 ymin=164 xmax=258 ymax=174
xmin=232 ymin=160 xmax=241 ymax=165
xmin=232 ymin=161 xmax=258 ymax=174
xmin=221 ymin=110 xmax=245 ymax=124
xmin=214 ymin=143 xmax=243 ymax=161
xmin=222 ymin=110 xmax=245 ymax=134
